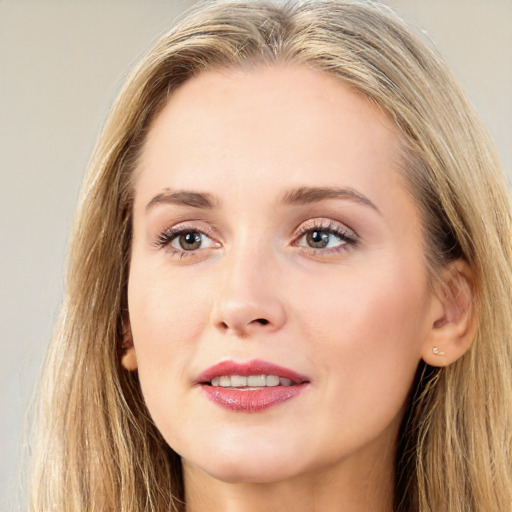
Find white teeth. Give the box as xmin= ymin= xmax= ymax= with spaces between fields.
xmin=247 ymin=375 xmax=267 ymax=386
xmin=219 ymin=376 xmax=231 ymax=387
xmin=209 ymin=374 xmax=295 ymax=387
xmin=230 ymin=375 xmax=248 ymax=387
xmin=266 ymin=375 xmax=280 ymax=387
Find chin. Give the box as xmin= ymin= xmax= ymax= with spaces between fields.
xmin=200 ymin=460 xmax=297 ymax=485
xmin=182 ymin=440 xmax=306 ymax=484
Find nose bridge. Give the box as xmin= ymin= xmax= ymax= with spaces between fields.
xmin=229 ymin=233 xmax=269 ymax=288
xmin=210 ymin=232 xmax=286 ymax=335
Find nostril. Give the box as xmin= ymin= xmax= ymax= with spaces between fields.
xmin=214 ymin=317 xmax=272 ymax=332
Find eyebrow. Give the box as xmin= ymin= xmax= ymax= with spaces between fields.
xmin=281 ymin=186 xmax=380 ymax=213
xmin=145 ymin=186 xmax=379 ymax=213
xmin=146 ymin=189 xmax=216 ymax=211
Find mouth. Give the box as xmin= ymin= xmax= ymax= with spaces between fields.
xmin=207 ymin=375 xmax=296 ymax=388
xmin=195 ymin=359 xmax=310 ymax=412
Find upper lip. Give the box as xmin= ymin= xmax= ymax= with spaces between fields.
xmin=195 ymin=359 xmax=310 ymax=385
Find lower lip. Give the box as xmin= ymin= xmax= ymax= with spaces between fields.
xmin=200 ymin=384 xmax=308 ymax=412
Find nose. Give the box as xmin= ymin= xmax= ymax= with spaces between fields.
xmin=209 ymin=245 xmax=287 ymax=337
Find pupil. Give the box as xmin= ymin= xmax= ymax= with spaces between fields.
xmin=308 ymin=230 xmax=329 ymax=248
xmin=180 ymin=232 xmax=201 ymax=250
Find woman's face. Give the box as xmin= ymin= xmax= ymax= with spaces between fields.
xmin=127 ymin=65 xmax=441 ymax=484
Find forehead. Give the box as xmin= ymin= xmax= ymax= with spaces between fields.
xmin=134 ymin=65 xmax=407 ymax=216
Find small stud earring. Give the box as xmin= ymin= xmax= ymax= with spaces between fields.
xmin=433 ymin=346 xmax=445 ymax=356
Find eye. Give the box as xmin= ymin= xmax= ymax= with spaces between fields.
xmin=154 ymin=225 xmax=219 ymax=256
xmin=301 ymin=229 xmax=344 ymax=249
xmin=171 ymin=231 xmax=210 ymax=251
xmin=295 ymin=220 xmax=357 ymax=253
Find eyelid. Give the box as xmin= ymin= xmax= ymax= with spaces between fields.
xmin=295 ymin=218 xmax=357 ymax=240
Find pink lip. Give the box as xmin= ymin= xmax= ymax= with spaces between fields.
xmin=195 ymin=359 xmax=310 ymax=413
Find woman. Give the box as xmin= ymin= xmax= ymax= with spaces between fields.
xmin=29 ymin=1 xmax=512 ymax=510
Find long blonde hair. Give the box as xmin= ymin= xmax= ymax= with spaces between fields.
xmin=29 ymin=1 xmax=512 ymax=510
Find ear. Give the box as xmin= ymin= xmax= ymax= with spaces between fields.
xmin=422 ymin=260 xmax=477 ymax=367
xmin=121 ymin=319 xmax=138 ymax=371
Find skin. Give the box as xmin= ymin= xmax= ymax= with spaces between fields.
xmin=126 ymin=65 xmax=463 ymax=511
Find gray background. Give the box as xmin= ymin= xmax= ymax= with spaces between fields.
xmin=1 ymin=1 xmax=511 ymax=510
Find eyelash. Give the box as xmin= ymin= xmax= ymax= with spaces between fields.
xmin=293 ymin=220 xmax=358 ymax=255
xmin=153 ymin=223 xmax=217 ymax=258
xmin=153 ymin=220 xmax=358 ymax=258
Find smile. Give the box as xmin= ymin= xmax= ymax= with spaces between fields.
xmin=196 ymin=359 xmax=310 ymax=412
xmin=209 ymin=375 xmax=295 ymax=387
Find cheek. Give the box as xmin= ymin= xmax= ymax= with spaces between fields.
xmin=295 ymin=261 xmax=430 ymax=353
xmin=291 ymin=263 xmax=430 ymax=431
xmin=127 ymin=262 xmax=211 ymax=395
